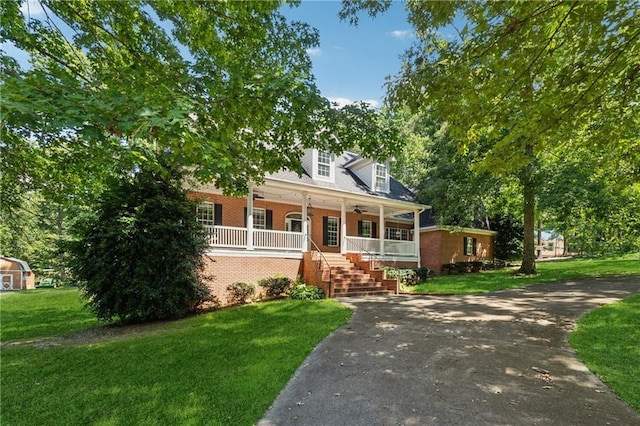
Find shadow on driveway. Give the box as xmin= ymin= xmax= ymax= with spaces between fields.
xmin=260 ymin=276 xmax=640 ymax=425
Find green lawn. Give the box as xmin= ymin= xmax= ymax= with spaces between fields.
xmin=407 ymin=253 xmax=640 ymax=294
xmin=570 ymin=294 xmax=640 ymax=411
xmin=0 ymin=289 xmax=351 ymax=425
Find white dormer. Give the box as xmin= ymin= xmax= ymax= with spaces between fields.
xmin=349 ymin=157 xmax=390 ymax=193
xmin=373 ymin=161 xmax=390 ymax=193
xmin=309 ymin=149 xmax=335 ymax=182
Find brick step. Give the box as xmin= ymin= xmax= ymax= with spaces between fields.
xmin=332 ymin=272 xmax=369 ymax=279
xmin=334 ymin=290 xmax=394 ymax=297
xmin=332 ymin=285 xmax=388 ymax=292
xmin=332 ymin=282 xmax=379 ymax=289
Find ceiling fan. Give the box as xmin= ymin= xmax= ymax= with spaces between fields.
xmin=352 ymin=205 xmax=368 ymax=214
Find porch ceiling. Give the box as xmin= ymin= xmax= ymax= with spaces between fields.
xmin=253 ymin=186 xmax=416 ymax=218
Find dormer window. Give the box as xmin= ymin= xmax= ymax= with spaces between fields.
xmin=313 ymin=150 xmax=335 ymax=181
xmin=317 ymin=151 xmax=332 ymax=177
xmin=374 ymin=162 xmax=389 ymax=192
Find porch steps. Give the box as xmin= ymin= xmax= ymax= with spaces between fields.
xmin=321 ymin=253 xmax=394 ymax=297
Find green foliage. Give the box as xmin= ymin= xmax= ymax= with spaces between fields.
xmin=289 ymin=283 xmax=325 ymax=300
xmin=570 ymin=294 xmax=640 ymax=411
xmin=226 ymin=282 xmax=256 ymax=305
xmin=491 ymin=214 xmax=524 ymax=261
xmin=258 ymin=274 xmax=293 ymax=298
xmin=1 ymin=0 xmax=400 ymax=199
xmin=67 ymin=164 xmax=211 ymax=323
xmin=0 ymin=293 xmax=352 ymax=425
xmin=407 ymin=253 xmax=640 ymax=295
xmin=345 ymin=0 xmax=640 ymax=274
xmin=381 ymin=267 xmax=417 ymax=285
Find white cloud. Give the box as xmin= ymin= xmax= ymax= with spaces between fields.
xmin=306 ymin=47 xmax=322 ymax=56
xmin=327 ymin=97 xmax=379 ymax=109
xmin=20 ymin=0 xmax=45 ymax=17
xmin=388 ymin=30 xmax=413 ymax=40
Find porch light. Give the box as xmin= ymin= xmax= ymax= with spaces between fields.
xmin=307 ymin=202 xmax=314 ymax=217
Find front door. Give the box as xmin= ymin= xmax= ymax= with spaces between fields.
xmin=1 ymin=274 xmax=13 ymax=290
xmin=289 ymin=219 xmax=302 ymax=233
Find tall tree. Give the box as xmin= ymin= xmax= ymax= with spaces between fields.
xmin=1 ymin=0 xmax=399 ymax=197
xmin=342 ymin=0 xmax=640 ymax=273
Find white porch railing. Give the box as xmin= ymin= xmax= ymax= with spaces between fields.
xmin=205 ymin=227 xmax=416 ymax=257
xmin=384 ymin=240 xmax=415 ymax=256
xmin=344 ymin=236 xmax=416 ymax=257
xmin=255 ymin=229 xmax=304 ymax=250
xmin=344 ymin=236 xmax=379 ymax=254
xmin=204 ymin=226 xmax=303 ymax=251
xmin=204 ymin=225 xmax=247 ymax=248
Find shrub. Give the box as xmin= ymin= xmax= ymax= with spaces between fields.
xmin=226 ymin=282 xmax=256 ymax=305
xmin=68 ymin=164 xmax=211 ymax=324
xmin=289 ymin=284 xmax=325 ymax=300
xmin=382 ymin=267 xmax=417 ymax=285
xmin=258 ymin=274 xmax=292 ymax=298
xmin=414 ymin=267 xmax=432 ymax=282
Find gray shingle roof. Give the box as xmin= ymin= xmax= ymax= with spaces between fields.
xmin=267 ymin=151 xmax=417 ymax=203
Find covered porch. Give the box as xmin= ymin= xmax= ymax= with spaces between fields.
xmin=196 ymin=181 xmax=426 ymax=264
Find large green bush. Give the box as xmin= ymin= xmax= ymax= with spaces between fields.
xmin=289 ymin=283 xmax=325 ymax=300
xmin=68 ymin=165 xmax=211 ymax=323
xmin=258 ymin=274 xmax=292 ymax=298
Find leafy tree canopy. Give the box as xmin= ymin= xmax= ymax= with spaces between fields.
xmin=1 ymin=0 xmax=399 ymax=198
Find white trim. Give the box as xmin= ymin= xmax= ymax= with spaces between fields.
xmin=204 ymin=249 xmax=303 ymax=259
xmin=420 ymin=225 xmax=497 ymax=236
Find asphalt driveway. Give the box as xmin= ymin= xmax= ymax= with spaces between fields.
xmin=259 ymin=276 xmax=640 ymax=425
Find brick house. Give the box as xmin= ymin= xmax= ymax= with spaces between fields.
xmin=191 ymin=149 xmax=495 ymax=302
xmin=419 ymin=210 xmax=497 ymax=274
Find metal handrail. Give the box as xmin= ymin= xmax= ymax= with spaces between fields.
xmin=344 ymin=237 xmax=376 ymax=272
xmin=308 ymin=237 xmax=332 ymax=297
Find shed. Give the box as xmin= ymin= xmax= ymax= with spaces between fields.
xmin=0 ymin=256 xmax=36 ymax=291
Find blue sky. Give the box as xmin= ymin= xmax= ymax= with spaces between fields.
xmin=281 ymin=1 xmax=414 ymax=108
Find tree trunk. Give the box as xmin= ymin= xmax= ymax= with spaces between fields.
xmin=57 ymin=208 xmax=66 ymax=283
xmin=536 ymin=220 xmax=542 ymax=259
xmin=519 ymin=146 xmax=537 ymax=275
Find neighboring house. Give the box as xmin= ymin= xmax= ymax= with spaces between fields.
xmin=190 ymin=149 xmax=429 ymax=301
xmin=419 ymin=209 xmax=497 ymax=274
xmin=0 ymin=256 xmax=35 ymax=291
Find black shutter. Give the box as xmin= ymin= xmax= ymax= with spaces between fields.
xmin=322 ymin=216 xmax=328 ymax=246
xmin=243 ymin=207 xmax=247 ymax=227
xmin=357 ymin=220 xmax=363 ymax=237
xmin=372 ymin=222 xmax=377 ymax=238
xmin=473 ymin=238 xmax=478 ymax=255
xmin=266 ymin=210 xmax=273 ymax=230
xmin=214 ymin=204 xmax=223 ymax=226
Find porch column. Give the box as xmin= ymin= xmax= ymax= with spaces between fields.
xmin=379 ymin=205 xmax=385 ymax=256
xmin=302 ymin=193 xmax=309 ymax=252
xmin=340 ymin=199 xmax=347 ymax=254
xmin=247 ymin=186 xmax=254 ymax=250
xmin=414 ymin=210 xmax=421 ymax=267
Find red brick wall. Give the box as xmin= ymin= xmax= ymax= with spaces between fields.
xmin=420 ymin=229 xmax=494 ymax=274
xmin=202 ymin=255 xmax=302 ymax=305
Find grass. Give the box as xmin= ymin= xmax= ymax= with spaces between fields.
xmin=0 ymin=287 xmax=98 ymax=341
xmin=1 ymin=290 xmax=352 ymax=425
xmin=406 ymin=253 xmax=640 ymax=294
xmin=570 ymin=294 xmax=640 ymax=411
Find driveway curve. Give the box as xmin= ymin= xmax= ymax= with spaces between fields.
xmin=260 ymin=276 xmax=640 ymax=425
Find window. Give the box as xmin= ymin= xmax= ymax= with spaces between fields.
xmin=323 ymin=216 xmax=339 ymax=246
xmin=317 ymin=151 xmax=332 ymax=178
xmin=253 ymin=208 xmax=266 ymax=229
xmin=360 ymin=220 xmax=372 ymax=238
xmin=197 ymin=202 xmax=221 ymax=226
xmin=374 ymin=163 xmax=388 ymax=192
xmin=385 ymin=227 xmax=409 ymax=241
xmin=464 ymin=237 xmax=477 ymax=256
